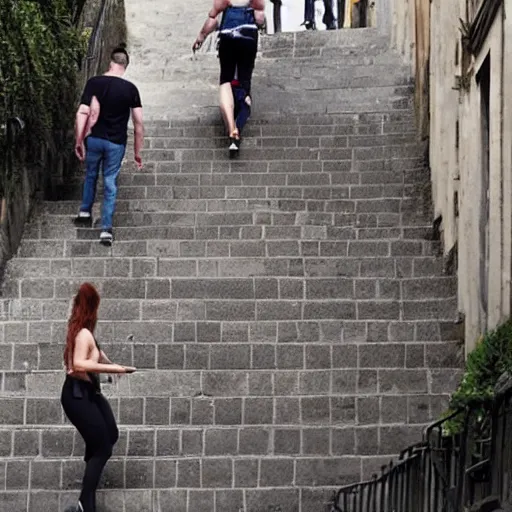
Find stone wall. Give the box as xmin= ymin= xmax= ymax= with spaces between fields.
xmin=390 ymin=0 xmax=512 ymax=353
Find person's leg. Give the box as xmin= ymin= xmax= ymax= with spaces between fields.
xmin=100 ymin=140 xmax=126 ymax=238
xmin=76 ymin=137 xmax=102 ymax=226
xmin=77 ymin=394 xmax=118 ymax=511
xmin=218 ymin=38 xmax=238 ymax=137
xmin=304 ymin=0 xmax=315 ymax=23
xmin=234 ymin=87 xmax=251 ymax=135
xmin=220 ymin=83 xmax=237 ymax=136
xmin=323 ymin=0 xmax=336 ymax=29
xmin=95 ymin=393 xmax=119 ymax=446
xmin=61 ymin=382 xmax=115 ymax=512
xmin=235 ymin=39 xmax=257 ymax=136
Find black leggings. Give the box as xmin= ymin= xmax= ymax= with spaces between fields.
xmin=61 ymin=376 xmax=119 ymax=512
xmin=219 ymin=35 xmax=258 ymax=95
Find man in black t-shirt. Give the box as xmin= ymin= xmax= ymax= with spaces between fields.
xmin=74 ymin=46 xmax=144 ymax=246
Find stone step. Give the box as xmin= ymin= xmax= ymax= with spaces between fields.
xmin=0 ymin=366 xmax=460 ymax=397
xmin=0 ymin=296 xmax=458 ymax=323
xmin=115 ymin=176 xmax=417 ymax=193
xmin=139 ymin=87 xmax=414 ymax=119
xmin=126 ymin=133 xmax=418 ymax=149
xmin=140 ymin=121 xmax=418 ymax=138
xmin=59 ymin=171 xmax=419 ymax=189
xmin=13 ymin=236 xmax=443 ymax=260
xmin=42 ymin=189 xmax=431 ymax=216
xmin=0 ymin=486 xmax=336 ymax=512
xmin=116 ymin=142 xmax=423 ymax=162
xmin=134 ymin=65 xmax=412 ymax=89
xmin=0 ymin=389 xmax=452 ymax=430
xmin=1 ymin=317 xmax=461 ymax=344
xmin=134 ymin=110 xmax=416 ymax=128
xmin=0 ymin=337 xmax=461 ymax=372
xmin=34 ymin=205 xmax=426 ymax=226
xmin=6 ymin=252 xmax=449 ymax=277
xmin=35 ymin=213 xmax=419 ymax=231
xmin=1 ymin=273 xmax=457 ymax=300
xmin=63 ymin=165 xmax=428 ymax=187
xmin=21 ymin=225 xmax=440 ymax=243
xmin=52 ymin=186 xmax=423 ymax=204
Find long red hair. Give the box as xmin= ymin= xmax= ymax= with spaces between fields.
xmin=64 ymin=283 xmax=100 ymax=370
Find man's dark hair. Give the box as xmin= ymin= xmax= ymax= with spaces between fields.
xmin=110 ymin=45 xmax=129 ymax=67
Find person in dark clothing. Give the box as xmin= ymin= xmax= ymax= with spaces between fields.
xmin=74 ymin=46 xmax=145 ymax=246
xmin=62 ymin=283 xmax=136 ymax=512
xmin=193 ymin=0 xmax=265 ymax=156
xmin=232 ymin=78 xmax=252 ymax=136
xmin=303 ymin=0 xmax=337 ymax=30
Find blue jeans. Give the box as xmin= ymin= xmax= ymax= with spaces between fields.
xmin=80 ymin=136 xmax=126 ymax=230
xmin=233 ymin=85 xmax=251 ymax=134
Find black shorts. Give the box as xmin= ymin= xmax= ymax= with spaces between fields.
xmin=219 ymin=35 xmax=258 ymax=94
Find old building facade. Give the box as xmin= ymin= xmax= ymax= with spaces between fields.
xmin=391 ymin=0 xmax=512 ymax=353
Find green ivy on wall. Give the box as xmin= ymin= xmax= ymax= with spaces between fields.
xmin=442 ymin=318 xmax=512 ymax=435
xmin=0 ymin=0 xmax=86 ymax=200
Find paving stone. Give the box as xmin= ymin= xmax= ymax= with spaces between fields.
xmin=0 ymin=15 xmax=463 ymax=510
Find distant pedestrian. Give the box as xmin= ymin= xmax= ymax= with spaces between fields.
xmin=62 ymin=283 xmax=136 ymax=512
xmin=303 ymin=0 xmax=336 ymax=30
xmin=193 ymin=0 xmax=265 ymax=157
xmin=73 ymin=45 xmax=144 ymax=246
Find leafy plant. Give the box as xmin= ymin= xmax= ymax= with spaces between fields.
xmin=0 ymin=0 xmax=85 ymax=200
xmin=442 ymin=318 xmax=512 ymax=435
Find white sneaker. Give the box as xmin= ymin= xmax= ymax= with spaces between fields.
xmin=99 ymin=230 xmax=113 ymax=246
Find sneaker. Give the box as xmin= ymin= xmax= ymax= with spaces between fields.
xmin=99 ymin=229 xmax=113 ymax=246
xmin=229 ymin=137 xmax=239 ymax=158
xmin=73 ymin=211 xmax=92 ymax=228
xmin=64 ymin=503 xmax=83 ymax=512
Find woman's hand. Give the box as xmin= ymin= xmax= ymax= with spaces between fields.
xmin=122 ymin=366 xmax=137 ymax=374
xmin=193 ymin=35 xmax=204 ymax=52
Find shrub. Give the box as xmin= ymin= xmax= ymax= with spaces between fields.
xmin=0 ymin=0 xmax=85 ymax=199
xmin=442 ymin=318 xmax=512 ymax=435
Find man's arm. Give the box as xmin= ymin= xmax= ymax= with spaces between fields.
xmin=75 ymin=79 xmax=96 ymax=161
xmin=84 ymin=96 xmax=100 ymax=138
xmin=132 ymin=107 xmax=144 ymax=169
xmin=74 ymin=104 xmax=90 ymax=161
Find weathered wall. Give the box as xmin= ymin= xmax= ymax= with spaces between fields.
xmin=80 ymin=0 xmax=127 ymax=83
xmin=390 ymin=0 xmax=512 ymax=353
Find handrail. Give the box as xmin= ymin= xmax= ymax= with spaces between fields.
xmin=331 ymin=376 xmax=512 ymax=512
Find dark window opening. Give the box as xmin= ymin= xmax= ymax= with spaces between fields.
xmin=476 ymin=53 xmax=491 ymax=330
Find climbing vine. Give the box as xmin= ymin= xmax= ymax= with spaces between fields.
xmin=0 ymin=0 xmax=86 ymax=200
xmin=442 ymin=318 xmax=512 ymax=435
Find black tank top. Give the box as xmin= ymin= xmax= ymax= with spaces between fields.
xmin=87 ymin=337 xmax=102 ymax=392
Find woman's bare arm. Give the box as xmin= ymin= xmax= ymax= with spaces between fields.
xmin=193 ymin=0 xmax=229 ymax=50
xmin=99 ymin=350 xmax=112 ymax=364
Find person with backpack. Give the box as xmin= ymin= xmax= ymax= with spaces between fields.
xmin=193 ymin=0 xmax=265 ymax=157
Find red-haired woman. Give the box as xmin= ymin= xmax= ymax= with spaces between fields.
xmin=61 ymin=283 xmax=135 ymax=512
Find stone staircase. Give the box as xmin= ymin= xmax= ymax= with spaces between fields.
xmin=0 ymin=3 xmax=462 ymax=511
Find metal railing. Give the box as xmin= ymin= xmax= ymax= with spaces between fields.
xmin=0 ymin=116 xmax=26 ymax=198
xmin=82 ymin=0 xmax=108 ymax=78
xmin=331 ymin=377 xmax=512 ymax=512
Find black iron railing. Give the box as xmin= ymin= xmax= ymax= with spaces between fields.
xmin=0 ymin=116 xmax=26 ymax=199
xmin=331 ymin=376 xmax=512 ymax=512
